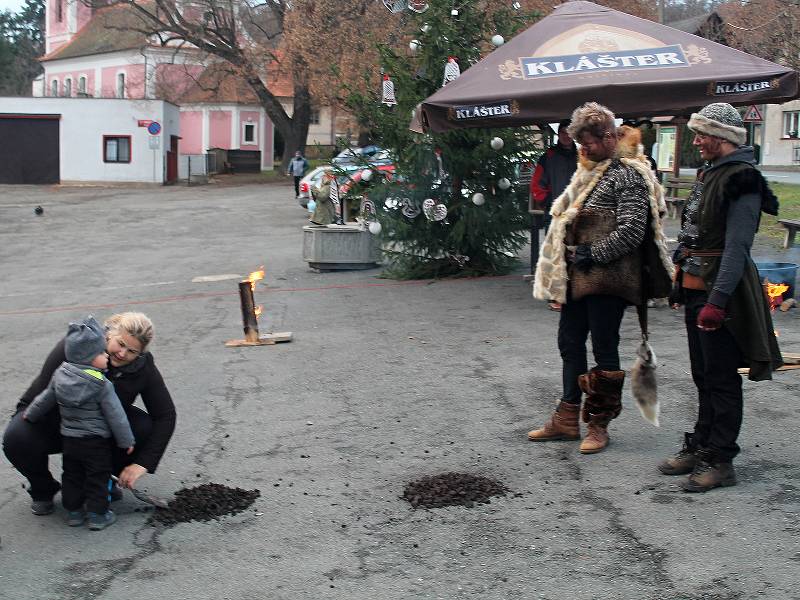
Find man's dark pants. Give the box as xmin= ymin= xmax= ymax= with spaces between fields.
xmin=62 ymin=436 xmax=114 ymax=514
xmin=2 ymin=406 xmax=152 ymax=501
xmin=293 ymin=176 xmax=302 ymax=197
xmin=684 ymin=289 xmax=743 ymax=460
xmin=558 ymin=294 xmax=627 ymax=404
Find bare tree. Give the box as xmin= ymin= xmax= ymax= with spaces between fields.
xmin=91 ymin=0 xmax=390 ymax=165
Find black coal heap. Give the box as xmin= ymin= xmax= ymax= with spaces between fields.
xmin=403 ymin=472 xmax=508 ymax=509
xmin=150 ymin=483 xmax=260 ymax=526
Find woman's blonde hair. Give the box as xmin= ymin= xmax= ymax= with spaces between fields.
xmin=104 ymin=312 xmax=154 ymax=352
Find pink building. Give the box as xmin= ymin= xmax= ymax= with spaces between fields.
xmin=31 ymin=0 xmax=327 ymax=171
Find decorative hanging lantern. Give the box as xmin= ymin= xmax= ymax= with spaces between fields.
xmin=442 ymin=57 xmax=461 ymax=86
xmin=381 ymin=75 xmax=397 ymax=106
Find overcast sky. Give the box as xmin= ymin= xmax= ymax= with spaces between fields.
xmin=0 ymin=0 xmax=26 ymax=13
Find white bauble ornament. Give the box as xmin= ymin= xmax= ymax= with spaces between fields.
xmin=512 ymin=1 xmax=521 ymax=9
xmin=472 ymin=193 xmax=485 ymax=206
xmin=497 ymin=178 xmax=511 ymax=190
xmin=361 ymin=168 xmax=373 ymax=182
xmin=491 ymin=34 xmax=505 ymax=47
xmin=451 ymin=9 xmax=458 ymax=16
xmin=420 ymin=23 xmax=431 ymax=33
xmin=409 ymin=39 xmax=421 ymax=53
xmin=490 ymin=136 xmax=504 ymax=150
xmin=368 ymin=221 xmax=382 ymax=235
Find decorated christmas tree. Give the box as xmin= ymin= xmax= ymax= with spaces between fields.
xmin=343 ymin=1 xmax=542 ymax=279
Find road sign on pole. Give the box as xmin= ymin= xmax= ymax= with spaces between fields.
xmin=743 ymin=105 xmax=763 ymax=122
xmin=147 ymin=121 xmax=162 ymax=135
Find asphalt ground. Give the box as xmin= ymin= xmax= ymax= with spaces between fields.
xmin=0 ymin=181 xmax=799 ymax=600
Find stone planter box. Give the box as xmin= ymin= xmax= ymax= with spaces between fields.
xmin=302 ymin=224 xmax=381 ymax=271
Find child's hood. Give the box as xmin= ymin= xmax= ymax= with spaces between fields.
xmin=53 ymin=362 xmax=106 ymax=407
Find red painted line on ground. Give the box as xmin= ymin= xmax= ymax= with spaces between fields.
xmin=0 ymin=274 xmax=520 ymax=316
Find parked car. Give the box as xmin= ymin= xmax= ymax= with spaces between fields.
xmin=297 ymin=166 xmax=331 ymax=208
xmin=331 ymin=145 xmax=383 ymax=166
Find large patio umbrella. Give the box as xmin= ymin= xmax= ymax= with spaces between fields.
xmin=419 ymin=1 xmax=799 ymax=132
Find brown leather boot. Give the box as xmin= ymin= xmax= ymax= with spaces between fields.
xmin=527 ymin=401 xmax=580 ymax=441
xmin=577 ymin=368 xmax=624 ymax=455
xmin=681 ymin=449 xmax=737 ymax=492
xmin=658 ymin=432 xmax=699 ymax=475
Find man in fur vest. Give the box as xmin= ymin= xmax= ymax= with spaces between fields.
xmin=660 ymin=102 xmax=781 ymax=492
xmin=529 ymin=102 xmax=672 ymax=454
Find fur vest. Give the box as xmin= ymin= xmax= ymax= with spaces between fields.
xmin=533 ymin=130 xmax=673 ymax=305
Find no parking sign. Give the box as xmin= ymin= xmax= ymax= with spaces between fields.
xmin=147 ymin=121 xmax=161 ymax=135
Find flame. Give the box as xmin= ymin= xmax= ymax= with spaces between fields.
xmin=246 ymin=266 xmax=265 ymax=291
xmin=764 ymin=279 xmax=790 ymax=311
xmin=254 ymin=305 xmax=263 ymax=317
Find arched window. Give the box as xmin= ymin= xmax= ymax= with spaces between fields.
xmin=116 ymin=73 xmax=125 ymax=98
xmin=50 ymin=79 xmax=58 ymax=96
xmin=64 ymin=78 xmax=72 ymax=97
xmin=78 ymin=76 xmax=87 ymax=95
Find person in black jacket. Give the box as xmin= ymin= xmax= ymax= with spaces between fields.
xmin=3 ymin=312 xmax=176 ymax=516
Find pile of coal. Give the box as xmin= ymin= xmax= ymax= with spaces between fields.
xmin=403 ymin=472 xmax=508 ymax=509
xmin=150 ymin=483 xmax=260 ymax=526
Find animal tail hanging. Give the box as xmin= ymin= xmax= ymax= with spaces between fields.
xmin=630 ymin=303 xmax=660 ymax=427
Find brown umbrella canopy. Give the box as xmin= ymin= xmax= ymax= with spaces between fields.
xmin=419 ymin=1 xmax=799 ymax=132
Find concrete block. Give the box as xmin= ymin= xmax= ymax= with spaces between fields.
xmin=302 ymin=225 xmax=380 ymax=271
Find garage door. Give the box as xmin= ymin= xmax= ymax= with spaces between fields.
xmin=0 ymin=115 xmax=60 ymax=184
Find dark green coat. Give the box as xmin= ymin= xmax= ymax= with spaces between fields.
xmin=697 ymin=161 xmax=782 ymax=381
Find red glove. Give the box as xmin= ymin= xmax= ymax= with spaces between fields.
xmin=697 ymin=303 xmax=725 ymax=331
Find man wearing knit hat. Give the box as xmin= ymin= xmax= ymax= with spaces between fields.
xmin=24 ymin=316 xmax=135 ymax=529
xmin=660 ymin=102 xmax=781 ymax=492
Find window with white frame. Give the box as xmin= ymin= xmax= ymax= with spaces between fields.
xmin=783 ymin=111 xmax=800 ymax=138
xmin=50 ymin=79 xmax=58 ymax=97
xmin=310 ymin=108 xmax=320 ymax=125
xmin=103 ymin=136 xmax=131 ymax=163
xmin=242 ymin=121 xmax=256 ymax=144
xmin=64 ymin=78 xmax=72 ymax=97
xmin=116 ymin=73 xmax=126 ymax=98
xmin=78 ymin=76 xmax=87 ymax=95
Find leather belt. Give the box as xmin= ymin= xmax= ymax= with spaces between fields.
xmin=684 ymin=249 xmax=723 ymax=257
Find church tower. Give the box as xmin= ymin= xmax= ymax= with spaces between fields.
xmin=45 ymin=0 xmax=93 ymax=55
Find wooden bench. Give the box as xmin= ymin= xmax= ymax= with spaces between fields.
xmin=663 ymin=176 xmax=695 ymax=219
xmin=779 ymin=218 xmax=800 ymax=249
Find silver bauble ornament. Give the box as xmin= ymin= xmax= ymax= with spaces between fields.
xmin=491 ymin=34 xmax=505 ymax=47
xmin=490 ymin=137 xmax=504 ymax=150
xmin=472 ymin=193 xmax=485 ymax=206
xmin=409 ymin=39 xmax=421 ymax=53
xmin=497 ymin=178 xmax=511 ymax=190
xmin=368 ymin=221 xmax=382 ymax=235
xmin=361 ymin=168 xmax=373 ymax=182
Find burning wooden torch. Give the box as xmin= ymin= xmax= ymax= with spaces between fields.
xmin=225 ymin=266 xmax=292 ymax=347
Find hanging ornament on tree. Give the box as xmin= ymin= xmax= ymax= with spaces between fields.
xmin=408 ymin=0 xmax=429 ymax=13
xmin=442 ymin=57 xmax=461 ymax=86
xmin=472 ymin=192 xmax=485 ymax=206
xmin=409 ymin=39 xmax=421 ymax=54
xmin=422 ymin=198 xmax=448 ymax=221
xmin=401 ymin=199 xmax=421 ymax=219
xmin=368 ymin=221 xmax=383 ymax=235
xmin=512 ymin=1 xmax=521 ymax=9
xmin=420 ymin=23 xmax=431 ymax=33
xmin=361 ymin=168 xmax=374 ymax=182
xmin=381 ymin=75 xmax=397 ymax=106
xmin=490 ymin=137 xmax=504 ymax=150
xmin=491 ymin=34 xmax=505 ymax=47
xmin=383 ymin=0 xmax=407 ymax=13
xmin=433 ymin=147 xmax=447 ymax=181
xmin=360 ymin=198 xmax=377 ymax=218
xmin=497 ymin=178 xmax=512 ymax=190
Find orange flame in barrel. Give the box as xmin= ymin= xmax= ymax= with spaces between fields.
xmin=765 ymin=279 xmax=790 ymax=311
